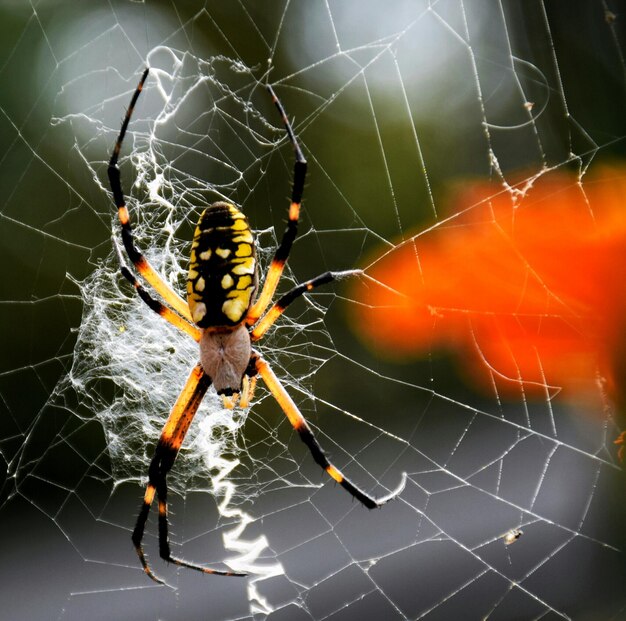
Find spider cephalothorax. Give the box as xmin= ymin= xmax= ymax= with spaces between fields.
xmin=199 ymin=324 xmax=252 ymax=396
xmin=107 ymin=68 xmax=405 ymax=584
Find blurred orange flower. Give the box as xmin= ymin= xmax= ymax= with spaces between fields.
xmin=351 ymin=164 xmax=626 ymax=411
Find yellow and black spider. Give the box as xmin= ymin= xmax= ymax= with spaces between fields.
xmin=108 ymin=68 xmax=404 ymax=584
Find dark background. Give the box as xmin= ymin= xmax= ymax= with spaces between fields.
xmin=0 ymin=2 xmax=625 ymax=620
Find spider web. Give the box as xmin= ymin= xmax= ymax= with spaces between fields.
xmin=1 ymin=1 xmax=625 ymax=620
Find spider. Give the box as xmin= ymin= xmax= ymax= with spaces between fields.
xmin=108 ymin=68 xmax=405 ymax=584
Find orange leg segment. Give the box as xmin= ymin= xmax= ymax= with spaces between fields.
xmin=108 ymin=68 xmax=193 ymax=323
xmin=246 ymin=84 xmax=307 ymax=325
xmin=131 ymin=363 xmax=246 ymax=583
xmin=121 ymin=266 xmax=201 ymax=341
xmin=254 ymin=354 xmax=405 ymax=509
xmin=250 ymin=270 xmax=360 ymax=341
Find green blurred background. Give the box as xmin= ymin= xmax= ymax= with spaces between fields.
xmin=0 ymin=1 xmax=625 ymax=620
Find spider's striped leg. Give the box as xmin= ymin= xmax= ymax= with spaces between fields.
xmin=132 ymin=364 xmax=246 ymax=583
xmin=253 ymin=354 xmax=406 ymax=509
xmin=120 ymin=266 xmax=201 ymax=342
xmin=250 ymin=270 xmax=361 ymax=341
xmin=246 ymin=85 xmax=307 ymax=325
xmin=107 ymin=68 xmax=193 ymax=323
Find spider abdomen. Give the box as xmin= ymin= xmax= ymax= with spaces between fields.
xmin=187 ymin=202 xmax=258 ymax=327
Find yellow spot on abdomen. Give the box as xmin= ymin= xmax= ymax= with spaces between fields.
xmin=192 ymin=302 xmax=207 ymax=323
xmin=237 ymin=275 xmax=252 ymax=290
xmin=232 ymin=257 xmax=255 ymax=275
xmin=222 ymin=298 xmax=246 ymax=322
xmin=235 ymin=243 xmax=252 ymax=257
xmin=233 ymin=231 xmax=254 ymax=244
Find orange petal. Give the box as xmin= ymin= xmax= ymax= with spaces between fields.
xmin=351 ymin=164 xmax=626 ymax=402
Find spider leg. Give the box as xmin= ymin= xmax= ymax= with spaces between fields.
xmin=239 ymin=374 xmax=257 ymax=408
xmin=246 ymin=85 xmax=307 ymax=325
xmin=120 ymin=266 xmax=201 ymax=341
xmin=108 ymin=68 xmax=193 ymax=323
xmin=250 ymin=270 xmax=361 ymax=341
xmin=132 ymin=363 xmax=246 ymax=583
xmin=253 ymin=354 xmax=406 ymax=509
